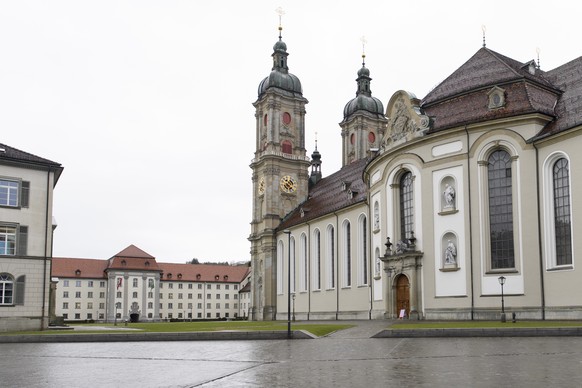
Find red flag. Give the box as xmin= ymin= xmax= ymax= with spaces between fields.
xmin=117 ymin=277 xmax=122 ymax=290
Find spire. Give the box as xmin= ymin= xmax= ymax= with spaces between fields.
xmin=356 ymin=36 xmax=371 ymax=97
xmin=272 ymin=7 xmax=289 ymax=72
xmin=309 ymin=133 xmax=322 ymax=187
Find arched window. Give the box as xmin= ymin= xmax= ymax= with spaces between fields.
xmin=400 ymin=171 xmax=414 ymax=240
xmin=282 ymin=140 xmax=293 ymax=154
xmin=290 ymin=237 xmax=296 ymax=293
xmin=359 ymin=215 xmax=368 ymax=285
xmin=277 ymin=240 xmax=284 ymax=295
xmin=313 ymin=229 xmax=321 ymax=290
xmin=327 ymin=225 xmax=335 ymax=289
xmin=343 ymin=221 xmax=352 ymax=287
xmin=0 ymin=273 xmax=14 ymax=305
xmin=553 ymin=158 xmax=572 ymax=266
xmin=299 ymin=233 xmax=308 ymax=292
xmin=488 ymin=149 xmax=514 ymax=269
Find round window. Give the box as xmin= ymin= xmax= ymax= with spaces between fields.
xmin=368 ymin=132 xmax=376 ymax=143
xmin=282 ymin=112 xmax=292 ymax=125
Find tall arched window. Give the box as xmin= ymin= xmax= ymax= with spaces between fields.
xmin=400 ymin=172 xmax=414 ymax=240
xmin=553 ymin=158 xmax=572 ymax=266
xmin=343 ymin=221 xmax=352 ymax=287
xmin=290 ymin=237 xmax=296 ymax=293
xmin=359 ymin=216 xmax=368 ymax=285
xmin=0 ymin=273 xmax=14 ymax=305
xmin=277 ymin=240 xmax=284 ymax=295
xmin=313 ymin=229 xmax=321 ymax=290
xmin=327 ymin=225 xmax=335 ymax=289
xmin=299 ymin=233 xmax=308 ymax=292
xmin=488 ymin=149 xmax=514 ymax=269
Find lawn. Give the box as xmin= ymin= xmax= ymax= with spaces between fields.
xmin=390 ymin=320 xmax=582 ymax=329
xmin=4 ymin=321 xmax=353 ymax=337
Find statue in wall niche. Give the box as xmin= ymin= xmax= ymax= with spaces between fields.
xmin=443 ymin=183 xmax=456 ymax=209
xmin=444 ymin=240 xmax=457 ymax=264
xmin=374 ymin=205 xmax=380 ymax=230
xmin=376 ymin=257 xmax=381 ymax=276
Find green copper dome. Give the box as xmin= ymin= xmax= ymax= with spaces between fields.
xmin=343 ymin=64 xmax=384 ymax=118
xmin=258 ymin=37 xmax=303 ymax=97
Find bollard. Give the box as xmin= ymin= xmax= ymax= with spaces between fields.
xmin=512 ymin=312 xmax=516 ymax=323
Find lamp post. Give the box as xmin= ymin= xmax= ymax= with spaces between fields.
xmin=498 ymin=276 xmax=506 ymax=323
xmin=283 ymin=229 xmax=292 ymax=338
xmin=114 ymin=302 xmax=120 ymax=326
xmin=292 ymin=293 xmax=296 ymax=322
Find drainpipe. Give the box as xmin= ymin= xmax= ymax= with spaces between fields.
xmin=464 ymin=126 xmax=475 ymax=320
xmin=334 ymin=212 xmax=339 ymax=320
xmin=533 ymin=142 xmax=546 ymax=320
xmin=42 ymin=168 xmax=51 ymax=330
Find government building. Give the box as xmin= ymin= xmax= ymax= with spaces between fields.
xmin=249 ymin=25 xmax=582 ymax=321
xmin=52 ymin=245 xmax=250 ymax=322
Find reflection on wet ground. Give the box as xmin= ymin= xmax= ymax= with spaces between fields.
xmin=2 ymin=323 xmax=582 ymax=387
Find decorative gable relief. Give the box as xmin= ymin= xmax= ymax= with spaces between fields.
xmin=381 ymin=90 xmax=430 ymax=152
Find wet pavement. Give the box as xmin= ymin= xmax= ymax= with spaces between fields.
xmin=2 ymin=321 xmax=582 ymax=387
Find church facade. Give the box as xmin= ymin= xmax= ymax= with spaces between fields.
xmin=249 ymin=27 xmax=582 ymax=321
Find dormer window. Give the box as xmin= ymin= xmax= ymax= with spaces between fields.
xmin=348 ymin=188 xmax=358 ymax=199
xmin=341 ymin=180 xmax=351 ymax=191
xmin=487 ymin=86 xmax=506 ymax=110
xmin=121 ymin=260 xmax=127 ymax=267
xmin=75 ymin=269 xmax=81 ymax=277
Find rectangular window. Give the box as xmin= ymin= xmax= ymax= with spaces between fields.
xmin=88 ymin=281 xmax=93 ymax=288
xmin=207 ymin=294 xmax=211 ymax=299
xmin=100 ymin=281 xmax=105 ymax=287
xmin=148 ymin=292 xmax=153 ymax=298
xmin=225 ymin=294 xmax=229 ymax=299
xmin=178 ymin=293 xmax=183 ymax=299
xmin=87 ymin=302 xmax=93 ymax=309
xmin=234 ymin=294 xmax=238 ymax=300
xmin=234 ymin=285 xmax=238 ymax=290
xmin=187 ymin=303 xmax=192 ymax=309
xmin=133 ymin=278 xmax=138 ymax=287
xmin=216 ymin=313 xmax=220 ymax=318
xmin=188 ymin=293 xmax=192 ymax=299
xmin=63 ymin=302 xmax=68 ymax=309
xmin=75 ymin=313 xmax=80 ymax=319
xmin=198 ymin=313 xmax=202 ymax=318
xmin=207 ymin=284 xmax=211 ymax=290
xmin=188 ymin=284 xmax=193 ymax=289
xmin=225 ymin=303 xmax=229 ymax=309
xmin=99 ymin=303 xmax=105 ymax=309
xmin=198 ymin=293 xmax=202 ymax=299
xmin=64 ymin=280 xmax=69 ymax=287
xmin=216 ymin=284 xmax=221 ymax=290
xmin=168 ymin=303 xmax=173 ymax=309
xmin=87 ymin=292 xmax=93 ymax=298
xmin=87 ymin=313 xmax=93 ymax=319
xmin=75 ymin=302 xmax=81 ymax=309
xmin=76 ymin=280 xmax=81 ymax=287
xmin=178 ymin=283 xmax=183 ymax=289
xmin=198 ymin=284 xmax=202 ymax=289
xmin=168 ymin=293 xmax=173 ymax=299
xmin=168 ymin=283 xmax=173 ymax=289
xmin=159 ymin=293 xmax=163 ymax=299
xmin=116 ymin=291 xmax=122 ymax=298
xmin=63 ymin=313 xmax=68 ymax=319
xmin=216 ymin=294 xmax=220 ymax=299
xmin=0 ymin=179 xmax=19 ymax=207
xmin=132 ymin=292 xmax=138 ymax=298
xmin=234 ymin=303 xmax=238 ymax=309
xmin=75 ymin=292 xmax=81 ymax=298
xmin=178 ymin=312 xmax=183 ymax=318
xmin=197 ymin=303 xmax=202 ymax=309
xmin=216 ymin=303 xmax=220 ymax=309
xmin=206 ymin=303 xmax=211 ymax=309
xmin=178 ymin=303 xmax=183 ymax=309
xmin=63 ymin=291 xmax=69 ymax=298
xmin=225 ymin=285 xmax=229 ymax=290
xmin=99 ymin=292 xmax=105 ymax=298
xmin=0 ymin=226 xmax=16 ymax=256
xmin=206 ymin=313 xmax=211 ymax=318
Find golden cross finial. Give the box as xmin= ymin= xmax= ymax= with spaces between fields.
xmin=360 ymin=36 xmax=367 ymax=64
xmin=276 ymin=7 xmax=285 ymax=37
xmin=481 ymin=25 xmax=487 ymax=47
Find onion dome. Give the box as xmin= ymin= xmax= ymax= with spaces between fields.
xmin=258 ymin=30 xmax=303 ymax=98
xmin=343 ymin=58 xmax=384 ymax=118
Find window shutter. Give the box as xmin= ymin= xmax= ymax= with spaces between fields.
xmin=18 ymin=226 xmax=28 ymax=256
xmin=20 ymin=181 xmax=30 ymax=208
xmin=15 ymin=275 xmax=25 ymax=305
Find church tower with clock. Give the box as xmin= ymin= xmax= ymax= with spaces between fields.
xmin=248 ymin=23 xmax=310 ymax=320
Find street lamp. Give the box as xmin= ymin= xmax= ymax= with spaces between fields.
xmin=292 ymin=292 xmax=296 ymax=322
xmin=114 ymin=302 xmax=121 ymax=326
xmin=283 ymin=229 xmax=292 ymax=338
xmin=498 ymin=276 xmax=506 ymax=323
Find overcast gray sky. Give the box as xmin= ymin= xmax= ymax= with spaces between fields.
xmin=1 ymin=1 xmax=580 ymax=263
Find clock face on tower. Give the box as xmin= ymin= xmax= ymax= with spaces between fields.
xmin=258 ymin=177 xmax=265 ymax=195
xmin=280 ymin=175 xmax=297 ymax=193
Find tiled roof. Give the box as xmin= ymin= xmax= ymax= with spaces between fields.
xmin=107 ymin=257 xmax=162 ymax=272
xmin=239 ymin=282 xmax=251 ymax=293
xmin=278 ymin=158 xmax=368 ymax=229
xmin=112 ymin=244 xmax=155 ymax=259
xmin=536 ymin=56 xmax=582 ymax=138
xmin=422 ymin=47 xmax=557 ymax=106
xmin=52 ymin=258 xmax=109 ymax=279
xmin=420 ymin=47 xmax=564 ymax=133
xmin=158 ymin=263 xmax=250 ymax=283
xmin=0 ymin=142 xmax=63 ymax=182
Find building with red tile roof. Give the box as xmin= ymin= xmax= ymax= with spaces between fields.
xmin=52 ymin=245 xmax=250 ymax=322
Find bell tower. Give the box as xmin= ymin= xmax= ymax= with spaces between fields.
xmin=340 ymin=41 xmax=387 ymax=166
xmin=249 ymin=17 xmax=310 ymax=321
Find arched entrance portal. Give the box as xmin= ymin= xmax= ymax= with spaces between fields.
xmin=395 ymin=275 xmax=410 ymax=318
